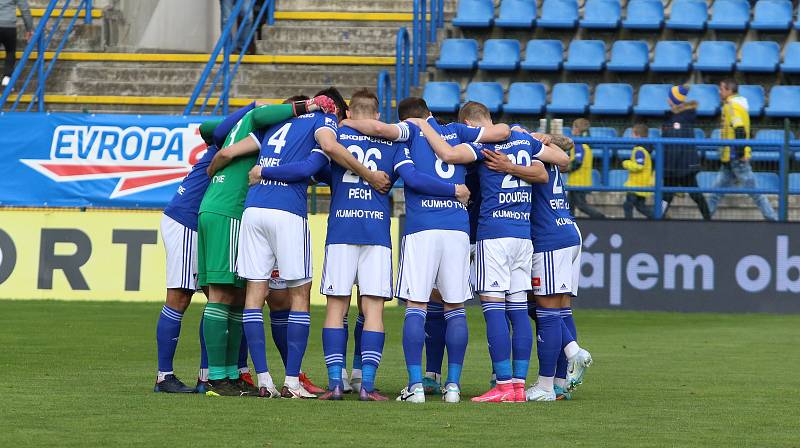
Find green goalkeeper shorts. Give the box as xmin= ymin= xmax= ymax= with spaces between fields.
xmin=197 ymin=211 xmax=245 ymax=288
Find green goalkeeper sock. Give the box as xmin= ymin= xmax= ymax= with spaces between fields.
xmin=203 ymin=303 xmax=231 ymax=381
xmin=226 ymin=306 xmax=244 ymax=380
xmin=251 ymin=104 xmax=296 ymax=128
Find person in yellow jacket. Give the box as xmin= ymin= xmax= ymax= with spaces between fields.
xmin=566 ymin=118 xmax=606 ymax=218
xmin=622 ymin=124 xmax=654 ymax=219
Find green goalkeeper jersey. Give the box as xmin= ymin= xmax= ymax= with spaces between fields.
xmin=199 ymin=104 xmax=294 ymax=219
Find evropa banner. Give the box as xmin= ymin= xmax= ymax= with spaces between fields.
xmin=0 ymin=112 xmax=217 ymax=207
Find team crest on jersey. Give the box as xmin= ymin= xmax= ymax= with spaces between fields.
xmin=21 ymin=123 xmax=207 ymax=198
xmin=532 ymin=277 xmax=541 ymax=287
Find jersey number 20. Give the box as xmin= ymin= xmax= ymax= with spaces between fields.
xmin=501 ymin=150 xmax=532 ymax=189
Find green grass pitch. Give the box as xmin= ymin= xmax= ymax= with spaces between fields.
xmin=1 ymin=300 xmax=799 ymax=447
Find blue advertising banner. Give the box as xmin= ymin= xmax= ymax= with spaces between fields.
xmin=0 ymin=112 xmax=219 ymax=208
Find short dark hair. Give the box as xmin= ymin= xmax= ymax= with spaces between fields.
xmin=398 ymin=97 xmax=430 ymax=120
xmin=315 ymin=87 xmax=348 ymax=120
xmin=349 ymin=89 xmax=379 ymax=116
xmin=457 ymin=101 xmax=491 ymax=124
xmin=720 ymin=78 xmax=738 ymax=93
xmin=283 ymin=95 xmax=309 ymax=104
xmin=632 ymin=123 xmax=649 ymax=138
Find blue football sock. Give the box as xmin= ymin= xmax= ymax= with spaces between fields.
xmin=562 ymin=307 xmax=577 ymax=341
xmin=506 ymin=302 xmax=533 ymax=382
xmin=199 ymin=314 xmax=208 ymax=370
xmin=481 ymin=301 xmax=512 ymax=382
xmin=444 ymin=308 xmax=468 ymax=387
xmin=322 ymin=327 xmax=346 ymax=390
xmin=402 ymin=307 xmax=427 ymax=388
xmin=286 ymin=311 xmax=311 ymax=377
xmin=342 ymin=313 xmax=349 ymax=369
xmin=269 ymin=310 xmax=289 ymax=368
xmin=156 ymin=305 xmax=183 ymax=374
xmin=360 ymin=330 xmax=385 ymax=392
xmin=424 ymin=302 xmax=446 ymax=375
xmin=238 ymin=328 xmax=249 ymax=370
xmin=535 ymin=307 xmax=562 ymax=377
xmin=352 ymin=314 xmax=364 ymax=371
xmin=242 ymin=309 xmax=269 ymax=374
xmin=557 ymin=308 xmax=577 ymax=380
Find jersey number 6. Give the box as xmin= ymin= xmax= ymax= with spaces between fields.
xmin=343 ymin=145 xmax=381 ymax=184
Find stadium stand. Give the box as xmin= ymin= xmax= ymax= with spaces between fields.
xmin=666 ymin=0 xmax=708 ymax=31
xmin=563 ymin=40 xmax=606 ymax=72
xmin=537 ymin=0 xmax=579 ymax=28
xmin=780 ymin=42 xmax=800 ymax=73
xmin=650 ymin=41 xmax=693 ymax=72
xmin=633 ymin=84 xmax=672 ymax=115
xmin=423 ymin=81 xmax=461 ymax=113
xmin=495 ymin=0 xmax=536 ymax=28
xmin=707 ymin=0 xmax=750 ymax=30
xmin=520 ymin=39 xmax=563 ymax=71
xmin=590 ymin=83 xmax=634 ymax=115
xmin=503 ymin=82 xmax=546 ymax=114
xmin=739 ymin=85 xmax=766 ymax=117
xmin=694 ymin=41 xmax=737 ymax=72
xmin=622 ymin=0 xmax=665 ymax=30
xmin=453 ymin=0 xmax=493 ymax=27
xmin=436 ymin=39 xmax=478 ymax=70
xmin=464 ymin=81 xmax=504 ymax=113
xmin=765 ymin=86 xmax=800 ymax=117
xmin=750 ymin=0 xmax=793 ymax=31
xmin=547 ymin=83 xmax=590 ymax=114
xmin=580 ymin=0 xmax=622 ymax=29
xmin=607 ymin=40 xmax=649 ymax=72
xmin=478 ymin=39 xmax=521 ymax=71
xmin=686 ymin=84 xmax=721 ymax=116
xmin=737 ymin=41 xmax=781 ymax=73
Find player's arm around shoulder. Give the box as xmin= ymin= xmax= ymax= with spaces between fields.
xmin=206 ymin=135 xmax=260 ymax=176
xmin=339 ymin=118 xmax=408 ymax=142
xmin=316 ymin=128 xmax=391 ymax=194
xmin=481 ymin=148 xmax=548 ymax=184
xmin=476 ymin=122 xmax=511 ymax=143
xmin=405 ymin=117 xmax=476 ymax=164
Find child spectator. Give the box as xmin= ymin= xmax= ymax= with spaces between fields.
xmin=622 ymin=124 xmax=654 ymax=219
xmin=566 ymin=118 xmax=605 ymax=219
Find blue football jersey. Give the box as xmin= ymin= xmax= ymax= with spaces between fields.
xmin=244 ymin=111 xmax=338 ymax=217
xmin=469 ymin=131 xmax=543 ymax=241
xmin=402 ymin=118 xmax=484 ymax=236
xmin=531 ymin=162 xmax=581 ymax=252
xmin=326 ymin=124 xmax=412 ymax=248
xmin=163 ymin=145 xmax=219 ymax=230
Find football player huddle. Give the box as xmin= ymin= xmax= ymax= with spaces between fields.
xmin=153 ymin=87 xmax=593 ymax=403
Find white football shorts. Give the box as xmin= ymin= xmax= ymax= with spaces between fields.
xmin=474 ymin=237 xmax=533 ymax=301
xmin=160 ymin=214 xmax=198 ymax=290
xmin=396 ymin=229 xmax=471 ymax=304
xmin=531 ymin=244 xmax=581 ymax=297
xmin=320 ymin=244 xmax=392 ymax=299
xmin=237 ymin=207 xmax=312 ymax=286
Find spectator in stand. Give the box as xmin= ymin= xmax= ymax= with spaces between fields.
xmin=707 ymin=78 xmax=777 ymax=221
xmin=566 ymin=118 xmax=605 ymax=219
xmin=622 ymin=124 xmax=654 ymax=219
xmin=220 ymin=0 xmax=253 ymax=53
xmin=660 ymin=85 xmax=711 ymax=220
xmin=0 ymin=0 xmax=33 ymax=88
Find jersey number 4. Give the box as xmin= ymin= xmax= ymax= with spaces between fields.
xmin=343 ymin=145 xmax=381 ymax=184
xmin=551 ymin=164 xmax=564 ymax=195
xmin=267 ymin=123 xmax=292 ymax=154
xmin=501 ymin=150 xmax=532 ymax=189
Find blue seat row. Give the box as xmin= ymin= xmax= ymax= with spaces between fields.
xmin=454 ymin=0 xmax=800 ymax=32
xmin=422 ymin=81 xmax=800 ymax=117
xmin=436 ymin=38 xmax=800 ymax=73
xmin=570 ymin=170 xmax=782 ymax=190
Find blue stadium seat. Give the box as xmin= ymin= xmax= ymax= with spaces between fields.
xmin=607 ymin=40 xmax=649 ymax=72
xmin=753 ymin=130 xmax=785 ymax=155
xmin=609 ymin=169 xmax=628 ymax=187
xmin=503 ymin=82 xmax=546 ymax=114
xmin=563 ymin=40 xmax=606 ymax=71
xmin=737 ymin=41 xmax=780 ymax=73
xmin=580 ymin=0 xmax=621 ymax=29
xmin=496 ymin=0 xmax=537 ymax=28
xmin=538 ymin=0 xmax=579 ymax=28
xmin=780 ymin=42 xmax=800 ymax=73
xmin=633 ymin=84 xmax=672 ymax=115
xmin=694 ymin=41 xmax=736 ymax=72
xmin=666 ymin=0 xmax=708 ymax=31
xmin=547 ymin=83 xmax=590 ymax=114
xmin=623 ymin=0 xmax=664 ymax=30
xmin=590 ymin=127 xmax=619 ymax=138
xmin=686 ymin=84 xmax=721 ymax=117
xmin=478 ymin=39 xmax=521 ymax=71
xmin=708 ymin=0 xmax=750 ymax=31
xmin=464 ymin=82 xmax=504 ymax=114
xmin=751 ymin=0 xmax=792 ymax=31
xmin=650 ymin=41 xmax=693 ymax=72
xmin=521 ymin=39 xmax=563 ymax=71
xmin=765 ymin=86 xmax=800 ymax=117
xmin=754 ymin=172 xmax=780 ymax=191
xmin=740 ymin=85 xmax=765 ymax=116
xmin=453 ymin=0 xmax=494 ymax=28
xmin=789 ymin=173 xmax=800 ymax=193
xmin=698 ymin=128 xmax=720 ymax=159
xmin=423 ymin=82 xmax=461 ymax=113
xmin=590 ymin=83 xmax=633 ymax=115
xmin=435 ymin=39 xmax=479 ymax=70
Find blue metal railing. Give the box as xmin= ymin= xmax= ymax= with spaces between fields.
xmin=394 ymin=27 xmax=411 ymax=112
xmin=0 ymin=0 xmax=93 ymax=112
xmin=567 ymin=136 xmax=798 ymax=221
xmin=184 ymin=0 xmax=273 ymax=116
xmin=377 ymin=70 xmax=392 ymax=122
